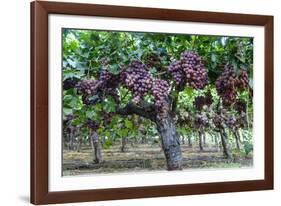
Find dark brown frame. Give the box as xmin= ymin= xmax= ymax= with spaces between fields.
xmin=31 ymin=0 xmax=274 ymax=204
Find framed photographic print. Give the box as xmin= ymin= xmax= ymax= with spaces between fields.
xmin=30 ymin=1 xmax=274 ymax=204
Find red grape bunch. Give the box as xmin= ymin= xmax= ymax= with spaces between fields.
xmin=237 ymin=70 xmax=249 ymax=89
xmin=226 ymin=116 xmax=236 ymax=129
xmin=226 ymin=114 xmax=247 ymax=130
xmin=63 ymin=78 xmax=79 ymax=90
xmin=99 ymin=69 xmax=120 ymax=100
xmin=168 ymin=61 xmax=185 ymax=85
xmin=99 ymin=69 xmax=112 ymax=82
xmin=76 ymin=79 xmax=99 ymax=96
xmin=76 ymin=65 xmax=121 ymax=105
xmin=76 ymin=79 xmax=101 ymax=105
xmin=121 ymin=60 xmax=153 ymax=103
xmin=101 ymin=111 xmax=114 ymax=125
xmin=215 ymin=64 xmax=249 ymax=106
xmin=152 ymin=79 xmax=170 ymax=110
xmin=99 ymin=69 xmax=119 ymax=88
xmin=194 ymin=91 xmax=213 ymax=111
xmin=212 ymin=107 xmax=227 ymax=129
xmin=168 ymin=51 xmax=208 ymax=89
xmin=85 ymin=119 xmax=99 ymax=130
xmin=213 ymin=114 xmax=225 ymax=129
xmin=194 ymin=112 xmax=209 ymax=129
xmin=234 ymin=100 xmax=247 ymax=114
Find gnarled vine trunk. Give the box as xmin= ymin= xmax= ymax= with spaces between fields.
xmin=203 ymin=133 xmax=207 ymax=146
xmin=69 ymin=127 xmax=75 ymax=150
xmin=219 ymin=130 xmax=232 ymax=159
xmin=155 ymin=113 xmax=182 ymax=170
xmin=90 ymin=131 xmax=102 ymax=163
xmin=198 ymin=130 xmax=204 ymax=151
xmin=121 ymin=137 xmax=128 ymax=152
xmin=213 ymin=133 xmax=220 ymax=151
xmin=187 ymin=136 xmax=192 ymax=147
xmin=233 ymin=130 xmax=242 ymax=151
xmin=116 ymin=102 xmax=182 ymax=170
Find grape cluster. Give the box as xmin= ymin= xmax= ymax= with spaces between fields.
xmin=75 ymin=66 xmax=121 ymax=105
xmin=63 ymin=114 xmax=75 ymax=127
xmin=65 ymin=114 xmax=74 ymax=121
xmin=226 ymin=116 xmax=236 ymax=128
xmin=99 ymin=69 xmax=120 ymax=100
xmin=85 ymin=119 xmax=99 ymax=130
xmin=168 ymin=61 xmax=185 ymax=85
xmin=76 ymin=79 xmax=99 ymax=96
xmin=63 ymin=78 xmax=79 ymax=90
xmin=152 ymin=79 xmax=170 ymax=109
xmin=226 ymin=114 xmax=246 ymax=130
xmin=100 ymin=69 xmax=120 ymax=90
xmin=234 ymin=100 xmax=247 ymax=113
xmin=101 ymin=112 xmax=114 ymax=125
xmin=212 ymin=107 xmax=227 ymax=129
xmin=215 ymin=65 xmax=238 ymax=106
xmin=121 ymin=60 xmax=153 ymax=103
xmin=194 ymin=113 xmax=209 ymax=129
xmin=213 ymin=114 xmax=225 ymax=129
xmin=236 ymin=113 xmax=247 ymax=128
xmin=76 ymin=79 xmax=100 ymax=105
xmin=194 ymin=91 xmax=213 ymax=111
xmin=99 ymin=69 xmax=112 ymax=82
xmin=237 ymin=70 xmax=249 ymax=89
xmin=215 ymin=65 xmax=249 ymax=106
xmin=168 ymin=51 xmax=208 ymax=89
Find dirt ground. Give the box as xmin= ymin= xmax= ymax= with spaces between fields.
xmin=63 ymin=143 xmax=253 ymax=176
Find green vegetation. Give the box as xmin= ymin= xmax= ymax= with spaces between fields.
xmin=62 ymin=29 xmax=253 ymax=173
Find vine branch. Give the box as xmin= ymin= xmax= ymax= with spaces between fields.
xmin=116 ymin=101 xmax=156 ymax=122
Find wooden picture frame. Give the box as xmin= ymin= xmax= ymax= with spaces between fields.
xmin=31 ymin=1 xmax=274 ymax=204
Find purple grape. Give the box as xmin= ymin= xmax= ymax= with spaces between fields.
xmin=234 ymin=100 xmax=247 ymax=113
xmin=85 ymin=119 xmax=99 ymax=130
xmin=151 ymin=79 xmax=170 ymax=110
xmin=168 ymin=51 xmax=208 ymax=89
xmin=63 ymin=78 xmax=79 ymax=90
xmin=215 ymin=65 xmax=249 ymax=107
xmin=121 ymin=60 xmax=153 ymax=104
xmin=194 ymin=113 xmax=209 ymax=129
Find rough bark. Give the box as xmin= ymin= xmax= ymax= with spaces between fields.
xmin=121 ymin=137 xmax=128 ymax=152
xmin=198 ymin=130 xmax=204 ymax=151
xmin=238 ymin=129 xmax=244 ymax=142
xmin=203 ymin=133 xmax=207 ymax=146
xmin=233 ymin=130 xmax=241 ymax=151
xmin=69 ymin=127 xmax=75 ymax=150
xmin=74 ymin=127 xmax=81 ymax=152
xmin=76 ymin=137 xmax=82 ymax=152
xmin=155 ymin=112 xmax=182 ymax=170
xmin=90 ymin=131 xmax=102 ymax=163
xmin=116 ymin=102 xmax=156 ymax=121
xmin=187 ymin=136 xmax=192 ymax=147
xmin=214 ymin=133 xmax=220 ymax=151
xmin=219 ymin=130 xmax=232 ymax=159
xmin=116 ymin=100 xmax=182 ymax=170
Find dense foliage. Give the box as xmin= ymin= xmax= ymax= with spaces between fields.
xmin=62 ymin=29 xmax=253 ymax=167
